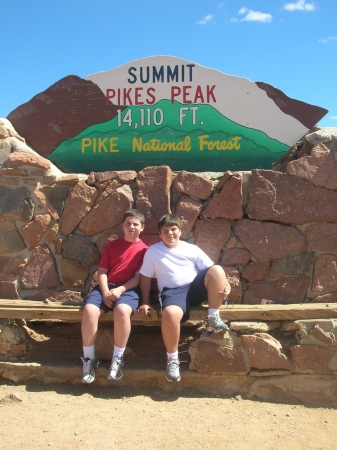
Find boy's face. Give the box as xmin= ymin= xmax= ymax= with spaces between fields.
xmin=122 ymin=216 xmax=144 ymax=242
xmin=159 ymin=225 xmax=181 ymax=248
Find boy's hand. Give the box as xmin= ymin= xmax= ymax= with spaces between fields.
xmin=103 ymin=287 xmax=124 ymax=307
xmin=218 ymin=281 xmax=231 ymax=299
xmin=138 ymin=304 xmax=154 ymax=319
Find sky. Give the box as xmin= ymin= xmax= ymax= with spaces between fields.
xmin=1 ymin=0 xmax=336 ymax=127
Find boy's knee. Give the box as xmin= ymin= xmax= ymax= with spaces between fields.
xmin=207 ymin=264 xmax=226 ymax=279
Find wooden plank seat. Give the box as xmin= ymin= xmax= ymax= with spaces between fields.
xmin=0 ymin=299 xmax=337 ymax=323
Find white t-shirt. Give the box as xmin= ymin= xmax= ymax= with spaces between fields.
xmin=139 ymin=241 xmax=213 ymax=293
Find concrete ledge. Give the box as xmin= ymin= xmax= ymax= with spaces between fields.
xmin=1 ymin=361 xmax=337 ymax=407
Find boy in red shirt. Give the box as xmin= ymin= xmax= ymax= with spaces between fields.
xmin=81 ymin=209 xmax=148 ymax=384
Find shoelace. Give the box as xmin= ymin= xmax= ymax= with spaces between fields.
xmin=82 ymin=358 xmax=92 ymax=373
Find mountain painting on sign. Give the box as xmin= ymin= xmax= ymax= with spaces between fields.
xmin=7 ymin=56 xmax=328 ymax=174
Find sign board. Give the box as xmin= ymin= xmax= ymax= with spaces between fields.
xmin=7 ymin=56 xmax=327 ymax=174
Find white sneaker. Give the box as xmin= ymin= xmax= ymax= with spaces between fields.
xmin=108 ymin=356 xmax=124 ymax=381
xmin=81 ymin=356 xmax=100 ymax=384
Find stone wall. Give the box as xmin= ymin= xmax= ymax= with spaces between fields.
xmin=0 ymin=119 xmax=337 ymax=305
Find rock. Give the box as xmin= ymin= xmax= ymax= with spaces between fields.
xmin=95 ymin=226 xmax=124 ymax=254
xmin=0 ymin=168 xmax=27 ymax=177
xmin=174 ymin=170 xmax=213 ymax=200
xmin=29 ymin=290 xmax=83 ymax=302
xmin=0 ymin=125 xmax=9 ymax=138
xmin=0 ymin=256 xmax=26 ymax=277
xmin=62 ymin=234 xmax=100 ymax=267
xmin=0 ymin=218 xmax=26 ymax=255
xmin=233 ymin=219 xmax=307 ymax=261
xmin=0 ymin=320 xmax=27 ymax=356
xmin=230 ymin=321 xmax=281 ymax=333
xmin=79 ymin=185 xmax=133 ymax=236
xmin=7 ymin=152 xmax=51 ymax=170
xmin=290 ymin=344 xmax=333 ymax=373
xmin=246 ymin=169 xmax=337 ymax=224
xmin=286 ymin=144 xmax=337 ymax=189
xmin=54 ymin=239 xmax=63 ymax=255
xmin=56 ymin=174 xmax=84 ymax=185
xmin=306 ymin=223 xmax=337 ymax=253
xmin=61 ymin=258 xmax=89 ymax=288
xmin=95 ymin=327 xmax=135 ymax=360
xmin=47 ymin=223 xmax=59 ymax=243
xmin=216 ymin=171 xmax=232 ymax=191
xmin=310 ymin=325 xmax=333 ymax=346
xmin=20 ymin=214 xmax=51 ymax=249
xmin=0 ymin=281 xmax=19 ymax=299
xmin=270 ymin=253 xmax=314 ymax=278
xmin=202 ymin=173 xmax=243 ymax=220
xmin=305 ymin=127 xmax=337 ymax=146
xmin=193 ymin=219 xmax=231 ymax=263
xmin=240 ymin=333 xmax=294 ymax=370
xmin=311 ymin=292 xmax=337 ymax=303
xmin=5 ymin=392 xmax=23 ymax=402
xmin=136 ymin=166 xmax=172 ymax=234
xmin=40 ymin=185 xmax=69 ymax=217
xmin=21 ymin=245 xmax=60 ymax=289
xmin=220 ymin=248 xmax=250 ymax=266
xmin=33 ymin=188 xmax=59 ymax=220
xmin=0 ymin=185 xmax=34 ymax=222
xmin=312 ymin=254 xmax=337 ymax=292
xmin=60 ymin=181 xmax=98 ymax=236
xmin=244 ymin=277 xmax=310 ymax=304
xmin=97 ymin=179 xmax=121 ymax=202
xmin=242 ymin=261 xmax=270 ymax=282
xmin=141 ymin=234 xmax=161 ymax=247
xmin=189 ymin=340 xmax=247 ymax=374
xmin=175 ymin=195 xmax=203 ymax=238
xmin=223 ymin=267 xmax=242 ymax=304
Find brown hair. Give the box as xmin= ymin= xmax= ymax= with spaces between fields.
xmin=123 ymin=209 xmax=145 ymax=225
xmin=158 ymin=214 xmax=182 ymax=231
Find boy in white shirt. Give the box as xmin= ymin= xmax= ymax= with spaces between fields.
xmin=139 ymin=214 xmax=231 ymax=382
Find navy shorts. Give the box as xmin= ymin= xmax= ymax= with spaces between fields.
xmin=160 ymin=266 xmax=211 ymax=320
xmin=86 ymin=284 xmax=140 ymax=314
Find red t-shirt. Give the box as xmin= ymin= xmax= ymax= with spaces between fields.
xmin=99 ymin=238 xmax=148 ymax=284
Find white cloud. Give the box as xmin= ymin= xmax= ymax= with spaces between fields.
xmin=330 ymin=116 xmax=337 ymax=120
xmin=319 ymin=36 xmax=337 ymax=43
xmin=283 ymin=0 xmax=316 ymax=12
xmin=238 ymin=7 xmax=272 ymax=22
xmin=197 ymin=14 xmax=214 ymax=25
xmin=217 ymin=2 xmax=225 ymax=7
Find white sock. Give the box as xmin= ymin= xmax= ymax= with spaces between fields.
xmin=208 ymin=308 xmax=220 ymax=317
xmin=167 ymin=351 xmax=179 ymax=361
xmin=83 ymin=345 xmax=95 ymax=360
xmin=113 ymin=345 xmax=125 ymax=359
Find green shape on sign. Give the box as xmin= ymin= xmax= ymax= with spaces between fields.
xmin=49 ymin=100 xmax=288 ymax=174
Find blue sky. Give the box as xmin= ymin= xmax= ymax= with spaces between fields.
xmin=1 ymin=0 xmax=336 ymax=127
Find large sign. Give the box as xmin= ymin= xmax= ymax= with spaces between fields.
xmin=7 ymin=56 xmax=327 ymax=174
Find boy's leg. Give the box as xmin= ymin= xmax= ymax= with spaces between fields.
xmin=108 ymin=289 xmax=138 ymax=381
xmin=204 ymin=265 xmax=230 ymax=309
xmin=160 ymin=285 xmax=189 ymax=382
xmin=162 ymin=306 xmax=183 ymax=382
xmin=161 ymin=305 xmax=184 ymax=353
xmin=81 ymin=285 xmax=108 ymax=384
xmin=188 ymin=265 xmax=231 ymax=333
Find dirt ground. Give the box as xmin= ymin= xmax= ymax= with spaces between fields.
xmin=1 ymin=379 xmax=337 ymax=450
xmin=1 ymin=322 xmax=337 ymax=449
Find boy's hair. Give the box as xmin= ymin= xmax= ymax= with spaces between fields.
xmin=123 ymin=209 xmax=145 ymax=225
xmin=158 ymin=214 xmax=182 ymax=231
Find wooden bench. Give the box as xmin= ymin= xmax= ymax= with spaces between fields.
xmin=1 ymin=299 xmax=337 ymax=323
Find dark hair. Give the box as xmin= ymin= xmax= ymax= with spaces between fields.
xmin=123 ymin=209 xmax=145 ymax=225
xmin=158 ymin=214 xmax=182 ymax=231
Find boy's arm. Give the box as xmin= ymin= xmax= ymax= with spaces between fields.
xmin=104 ymin=272 xmax=141 ymax=307
xmin=138 ymin=274 xmax=153 ymax=318
xmin=97 ymin=267 xmax=111 ymax=307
